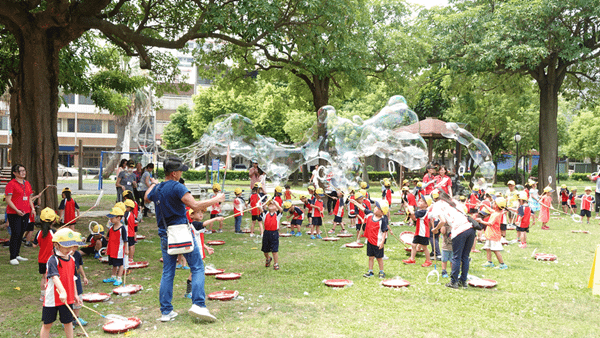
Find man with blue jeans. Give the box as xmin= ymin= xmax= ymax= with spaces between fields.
xmin=145 ymin=157 xmax=224 ymax=322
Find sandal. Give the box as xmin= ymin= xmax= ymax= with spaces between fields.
xmin=273 ymin=263 xmax=279 ymax=270
xmin=265 ymin=257 xmax=272 ymax=267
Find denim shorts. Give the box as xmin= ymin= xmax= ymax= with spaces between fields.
xmin=442 ymin=250 xmax=453 ymax=262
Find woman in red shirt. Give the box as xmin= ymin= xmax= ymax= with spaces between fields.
xmin=5 ymin=164 xmax=35 ymax=265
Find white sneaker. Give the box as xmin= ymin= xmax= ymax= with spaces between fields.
xmin=205 ymin=230 xmax=212 ymax=234
xmin=9 ymin=259 xmax=19 ymax=265
xmin=188 ymin=304 xmax=216 ymax=322
xmin=249 ymin=233 xmax=255 ymax=237
xmin=217 ymin=229 xmax=223 ymax=233
xmin=159 ymin=311 xmax=178 ymax=322
xmin=16 ymin=256 xmax=28 ymax=261
xmin=382 ymin=255 xmax=389 ymax=260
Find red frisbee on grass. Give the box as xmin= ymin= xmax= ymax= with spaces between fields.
xmin=404 ymin=247 xmax=424 ymax=253
xmin=99 ymin=256 xmax=109 ymax=263
xmin=135 ymin=235 xmax=146 ymax=240
xmin=336 ymin=233 xmax=353 ymax=238
xmin=399 ymin=231 xmax=414 ymax=245
xmin=215 ymin=272 xmax=242 ymax=280
xmin=324 ymin=279 xmax=352 ymax=288
xmin=281 ymin=221 xmax=291 ymax=227
xmin=208 ymin=290 xmax=239 ymax=301
xmin=0 ymin=238 xmax=9 ymax=243
xmin=102 ymin=317 xmax=141 ymax=334
xmin=534 ymin=253 xmax=557 ymax=261
xmin=381 ymin=279 xmax=410 ymax=288
xmin=112 ymin=284 xmax=143 ymax=295
xmin=204 ymin=267 xmax=225 ymax=276
xmin=81 ymin=292 xmax=111 ymax=303
xmin=322 ymin=237 xmax=339 ymax=241
xmin=207 ymin=240 xmax=225 ymax=246
xmin=571 ymin=230 xmax=590 ymax=234
xmin=279 ymin=233 xmax=293 ymax=237
xmin=468 ymin=279 xmax=498 ymax=288
xmin=241 ymin=229 xmax=251 ymax=233
xmin=128 ymin=261 xmax=149 ymax=269
xmin=345 ymin=242 xmax=364 ymax=248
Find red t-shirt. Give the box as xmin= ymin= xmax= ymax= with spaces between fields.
xmin=35 ymin=230 xmax=55 ymax=264
xmin=125 ymin=211 xmax=136 ymax=238
xmin=284 ymin=190 xmax=292 ymax=200
xmin=250 ymin=193 xmax=262 ymax=216
xmin=5 ymin=179 xmax=33 ymax=214
xmin=485 ymin=212 xmax=503 ymax=242
xmin=358 ymin=199 xmax=372 ymax=223
xmin=312 ymin=199 xmax=323 ymax=218
xmin=518 ymin=205 xmax=531 ymax=229
xmin=264 ymin=212 xmax=279 ymax=231
xmin=423 ymin=174 xmax=436 ymax=195
xmin=333 ymin=198 xmax=344 ymax=217
xmin=274 ymin=195 xmax=283 ymax=207
xmin=414 ymin=209 xmax=430 ymax=238
xmin=292 ymin=206 xmax=304 ymax=221
xmin=436 ymin=175 xmax=452 ymax=195
xmin=385 ymin=189 xmax=392 ymax=207
xmin=107 ymin=225 xmax=127 ymax=259
xmin=44 ymin=255 xmax=76 ymax=307
xmin=581 ymin=194 xmax=594 ymax=211
xmin=403 ymin=193 xmax=416 ymax=207
xmin=59 ymin=198 xmax=78 ymax=225
xmin=364 ymin=214 xmax=389 ymax=246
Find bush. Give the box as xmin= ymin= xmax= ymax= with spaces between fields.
xmin=571 ymin=173 xmax=591 ymax=181
xmin=496 ymin=167 xmax=528 ymax=185
xmin=154 ymin=169 xmax=250 ymax=181
xmin=530 ymin=165 xmax=538 ymax=178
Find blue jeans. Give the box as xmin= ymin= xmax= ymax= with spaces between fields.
xmin=429 ymin=232 xmax=440 ymax=256
xmin=450 ymin=227 xmax=475 ymax=284
xmin=234 ymin=216 xmax=242 ymax=232
xmin=160 ymin=235 xmax=206 ymax=315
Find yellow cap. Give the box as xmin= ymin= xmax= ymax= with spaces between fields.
xmin=486 ymin=188 xmax=495 ymax=195
xmin=518 ymin=192 xmax=528 ymax=200
xmin=459 ymin=195 xmax=466 ymax=201
xmin=115 ymin=202 xmax=126 ymax=213
xmin=402 ymin=186 xmax=409 ymax=191
xmin=254 ymin=182 xmax=262 ymax=188
xmin=91 ymin=224 xmax=105 ymax=235
xmin=355 ymin=191 xmax=364 ymax=199
xmin=299 ymin=194 xmax=306 ymax=200
xmin=52 ymin=228 xmax=85 ymax=247
xmin=528 ymin=179 xmax=537 ymax=185
xmin=124 ymin=199 xmax=135 ymax=209
xmin=383 ymin=178 xmax=391 ymax=187
xmin=507 ymin=180 xmax=515 ymax=186
xmin=417 ymin=182 xmax=423 ymax=188
xmin=377 ymin=201 xmax=389 ymax=215
xmin=402 ymin=179 xmax=409 ymax=184
xmin=571 ymin=187 xmax=577 ymax=191
xmin=495 ymin=197 xmax=507 ymax=209
xmin=188 ymin=209 xmax=194 ymax=217
xmin=431 ymin=189 xmax=439 ymax=199
xmin=234 ymin=188 xmax=242 ymax=195
xmin=412 ymin=177 xmax=420 ymax=182
xmin=283 ymin=201 xmax=292 ymax=210
xmin=561 ymin=184 xmax=567 ymax=189
xmin=307 ymin=185 xmax=315 ymax=191
xmin=544 ymin=186 xmax=554 ymax=193
xmin=62 ymin=187 xmax=71 ymax=193
xmin=472 ymin=185 xmax=480 ymax=191
xmin=425 ymin=196 xmax=433 ymax=206
xmin=584 ymin=186 xmax=592 ymax=191
xmin=123 ymin=190 xmax=133 ymax=198
xmin=315 ymin=188 xmax=324 ymax=195
xmin=360 ymin=182 xmax=368 ymax=189
xmin=40 ymin=207 xmax=57 ymax=222
xmin=212 ymin=183 xmax=221 ymax=191
xmin=107 ymin=206 xmax=124 ymax=217
xmin=275 ymin=186 xmax=283 ymax=193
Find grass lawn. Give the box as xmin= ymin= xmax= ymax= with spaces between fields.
xmin=1 ymin=193 xmax=600 ymax=337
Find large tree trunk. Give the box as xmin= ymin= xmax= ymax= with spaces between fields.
xmin=10 ymin=29 xmax=61 ymax=209
xmin=312 ymin=76 xmax=330 ymax=167
xmin=537 ymin=78 xmax=560 ymax=191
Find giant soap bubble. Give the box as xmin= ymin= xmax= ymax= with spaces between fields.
xmin=161 ymin=95 xmax=495 ymax=190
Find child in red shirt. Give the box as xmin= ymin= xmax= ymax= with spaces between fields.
xmin=248 ymin=184 xmax=265 ymax=237
xmin=360 ymin=201 xmax=389 ymax=278
xmin=515 ymin=192 xmax=531 ymax=248
xmin=209 ymin=183 xmax=224 ymax=233
xmin=262 ymin=200 xmax=283 ymax=270
xmin=103 ymin=206 xmax=128 ymax=286
xmin=309 ymin=189 xmax=325 ymax=239
xmin=40 ymin=228 xmax=85 ymax=338
xmin=330 ymin=191 xmax=347 ymax=233
xmin=34 ymin=208 xmax=58 ymax=302
xmin=124 ymin=199 xmax=137 ymax=261
xmin=58 ymin=187 xmax=80 ymax=228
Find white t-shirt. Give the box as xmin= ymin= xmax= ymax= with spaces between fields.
xmin=429 ymin=200 xmax=471 ymax=239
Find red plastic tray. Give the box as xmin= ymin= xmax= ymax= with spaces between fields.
xmin=534 ymin=253 xmax=557 ymax=261
xmin=112 ymin=284 xmax=143 ymax=295
xmin=81 ymin=292 xmax=111 ymax=303
xmin=135 ymin=235 xmax=146 ymax=240
xmin=128 ymin=261 xmax=149 ymax=269
xmin=324 ymin=279 xmax=352 ymax=288
xmin=207 ymin=240 xmax=225 ymax=246
xmin=399 ymin=231 xmax=414 ymax=245
xmin=205 ymin=267 xmax=225 ymax=276
xmin=279 ymin=233 xmax=293 ymax=237
xmin=345 ymin=242 xmax=364 ymax=248
xmin=102 ymin=317 xmax=141 ymax=334
xmin=215 ymin=272 xmax=242 ymax=280
xmin=468 ymin=279 xmax=498 ymax=288
xmin=207 ymin=290 xmax=239 ymax=301
xmin=381 ymin=279 xmax=410 ymax=288
xmin=322 ymin=237 xmax=339 ymax=241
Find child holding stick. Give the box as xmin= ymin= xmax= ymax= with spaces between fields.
xmin=361 ymin=201 xmax=389 ymax=278
xmin=103 ymin=206 xmax=128 ymax=286
xmin=309 ymin=189 xmax=325 ymax=239
xmin=477 ymin=197 xmax=508 ymax=269
xmin=539 ymin=186 xmax=554 ymax=230
xmin=262 ymin=199 xmax=283 ymax=270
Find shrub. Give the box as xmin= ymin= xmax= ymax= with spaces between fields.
xmin=496 ymin=167 xmax=528 ymax=185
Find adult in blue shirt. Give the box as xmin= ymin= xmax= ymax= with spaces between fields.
xmin=145 ymin=157 xmax=224 ymax=323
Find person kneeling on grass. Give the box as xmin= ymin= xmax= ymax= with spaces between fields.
xmin=360 ymin=201 xmax=389 ymax=279
xmin=403 ymin=198 xmax=432 ymax=267
xmin=263 ymin=199 xmax=283 ymax=270
xmin=476 ymin=197 xmax=508 ymax=270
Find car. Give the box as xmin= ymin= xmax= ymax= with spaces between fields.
xmin=233 ymin=164 xmax=248 ymax=171
xmin=58 ymin=164 xmax=78 ymax=177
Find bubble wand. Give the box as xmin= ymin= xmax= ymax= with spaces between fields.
xmin=222 ymin=145 xmax=230 ymax=191
xmin=387 ymin=161 xmax=400 ymax=188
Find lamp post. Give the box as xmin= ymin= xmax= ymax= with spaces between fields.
xmin=514 ymin=132 xmax=521 ymax=184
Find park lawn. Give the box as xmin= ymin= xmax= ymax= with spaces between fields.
xmin=1 ymin=196 xmax=599 ymax=337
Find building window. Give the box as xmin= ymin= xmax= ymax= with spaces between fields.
xmin=67 ymin=119 xmax=75 ymax=132
xmin=108 ymin=120 xmax=116 ymax=134
xmin=78 ymin=119 xmax=102 ymax=133
xmin=78 ymin=95 xmax=94 ymax=105
xmin=0 ymin=116 xmax=8 ymax=130
xmin=62 ymin=94 xmax=75 ymax=105
xmin=57 ymin=118 xmax=62 ymax=132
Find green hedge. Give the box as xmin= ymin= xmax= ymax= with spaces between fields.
xmin=571 ymin=173 xmax=592 ymax=181
xmin=155 ymin=169 xmax=250 ymax=181
xmin=496 ymin=167 xmax=528 ymax=184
